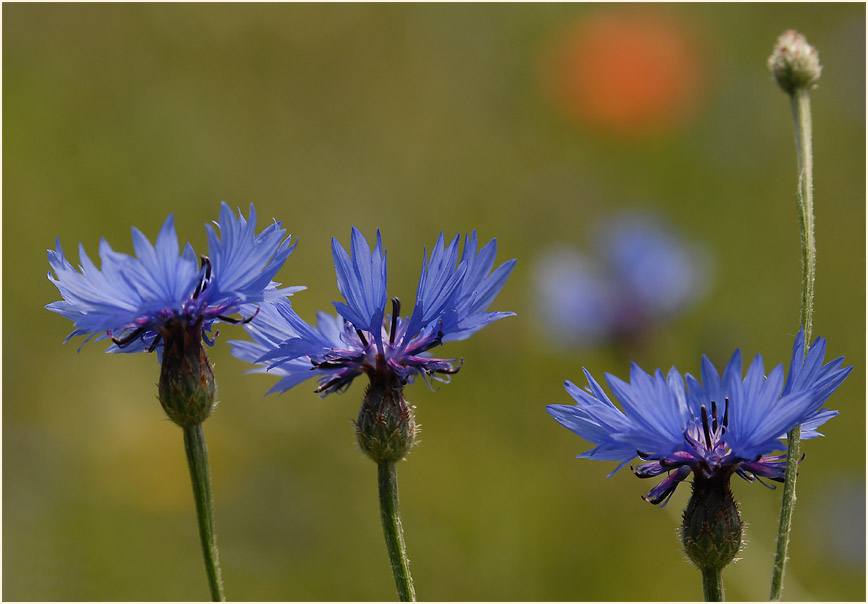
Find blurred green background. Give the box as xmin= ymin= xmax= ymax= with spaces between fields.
xmin=4 ymin=3 xmax=865 ymax=601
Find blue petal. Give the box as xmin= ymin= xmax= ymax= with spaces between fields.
xmin=331 ymin=228 xmax=387 ymax=339
xmin=604 ymin=367 xmax=682 ymax=455
xmin=48 ymin=205 xmax=302 ymax=354
xmin=402 ymin=233 xmax=466 ymax=343
xmin=799 ymin=408 xmax=840 ymax=439
xmin=546 ymin=398 xmax=635 ymax=467
xmin=205 ymin=202 xmax=298 ymax=307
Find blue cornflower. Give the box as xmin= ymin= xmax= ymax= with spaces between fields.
xmin=547 ymin=328 xmax=851 ymax=506
xmin=48 ymin=202 xmax=300 ymax=428
xmin=46 ymin=202 xmax=299 ymax=595
xmin=47 ymin=202 xmax=301 ymax=353
xmin=231 ymin=227 xmax=516 ymax=397
xmin=534 ymin=211 xmax=709 ymax=348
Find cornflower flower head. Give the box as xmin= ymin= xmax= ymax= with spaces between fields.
xmin=47 ymin=202 xmax=300 ymax=426
xmin=232 ymin=227 xmax=513 ymax=600
xmin=233 ymin=226 xmax=516 ymax=397
xmin=547 ymin=328 xmax=851 ymax=507
xmin=231 ymin=226 xmax=515 ymax=461
xmin=46 ymin=202 xmax=299 ymax=599
xmin=47 ymin=202 xmax=300 ymax=354
xmin=548 ymin=328 xmax=850 ymax=574
xmin=534 ymin=211 xmax=709 ymax=349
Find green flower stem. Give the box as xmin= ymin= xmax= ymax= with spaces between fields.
xmin=377 ymin=461 xmax=416 ymax=601
xmin=770 ymin=87 xmax=815 ymax=602
xmin=702 ymin=567 xmax=725 ymax=602
xmin=791 ymin=87 xmax=816 ymax=346
xmin=183 ymin=423 xmax=226 ymax=602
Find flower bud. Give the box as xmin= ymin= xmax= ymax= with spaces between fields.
xmin=158 ymin=319 xmax=217 ymax=427
xmin=681 ymin=473 xmax=743 ymax=571
xmin=355 ymin=370 xmax=418 ymax=464
xmin=768 ymin=30 xmax=822 ymax=95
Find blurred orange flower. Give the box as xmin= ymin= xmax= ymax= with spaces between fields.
xmin=543 ymin=9 xmax=706 ymax=138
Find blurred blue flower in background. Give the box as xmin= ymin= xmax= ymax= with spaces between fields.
xmin=533 ymin=211 xmax=710 ymax=349
xmin=547 ymin=328 xmax=852 ymax=506
xmin=230 ymin=227 xmax=516 ymax=396
xmin=47 ymin=202 xmax=300 ymax=353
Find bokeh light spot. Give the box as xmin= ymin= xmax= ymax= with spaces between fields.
xmin=543 ymin=9 xmax=706 ymax=138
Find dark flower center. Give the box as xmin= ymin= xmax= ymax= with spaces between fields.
xmin=109 ymin=255 xmax=258 ymax=351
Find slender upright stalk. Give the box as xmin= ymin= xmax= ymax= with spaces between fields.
xmin=702 ymin=567 xmax=725 ymax=602
xmin=183 ymin=423 xmax=226 ymax=602
xmin=377 ymin=461 xmax=416 ymax=601
xmin=770 ymin=87 xmax=816 ymax=602
xmin=791 ymin=88 xmax=816 ymax=346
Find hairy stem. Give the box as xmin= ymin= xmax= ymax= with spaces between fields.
xmin=703 ymin=567 xmax=725 ymax=602
xmin=183 ymin=423 xmax=226 ymax=602
xmin=770 ymin=87 xmax=815 ymax=602
xmin=378 ymin=461 xmax=416 ymax=601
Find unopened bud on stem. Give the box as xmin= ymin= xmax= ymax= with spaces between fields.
xmin=768 ymin=30 xmax=822 ymax=95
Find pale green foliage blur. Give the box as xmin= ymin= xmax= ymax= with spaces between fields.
xmin=4 ymin=3 xmax=864 ymax=601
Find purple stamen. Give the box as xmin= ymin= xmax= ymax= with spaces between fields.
xmin=111 ymin=326 xmax=147 ymax=348
xmin=683 ymin=429 xmax=703 ymax=450
xmin=193 ymin=255 xmax=212 ymax=299
xmin=434 ymin=359 xmax=463 ymax=375
xmin=390 ymin=297 xmax=401 ymax=345
xmin=711 ymin=400 xmax=719 ymax=432
xmin=701 ymin=405 xmax=712 ymax=449
xmin=147 ymin=333 xmax=162 ymax=353
xmin=217 ymin=305 xmax=261 ymax=325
